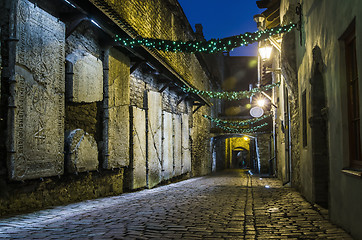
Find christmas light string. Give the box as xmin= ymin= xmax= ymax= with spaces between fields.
xmin=203 ymin=114 xmax=271 ymax=127
xmin=115 ymin=24 xmax=296 ymax=53
xmin=215 ymin=122 xmax=269 ymax=133
xmin=181 ymin=82 xmax=280 ymax=100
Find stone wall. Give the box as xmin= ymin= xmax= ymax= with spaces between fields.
xmin=0 ymin=169 xmax=123 ymax=216
xmin=0 ymin=0 xmax=217 ymax=216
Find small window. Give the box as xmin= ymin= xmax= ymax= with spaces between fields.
xmin=302 ymin=90 xmax=307 ymax=147
xmin=342 ymin=19 xmax=362 ymax=168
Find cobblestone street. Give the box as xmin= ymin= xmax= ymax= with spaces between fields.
xmin=0 ymin=170 xmax=353 ymax=239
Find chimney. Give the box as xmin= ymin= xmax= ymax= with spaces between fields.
xmin=195 ymin=23 xmax=205 ymax=40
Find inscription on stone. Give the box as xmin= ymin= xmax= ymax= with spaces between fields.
xmin=11 ymin=0 xmax=65 ymax=180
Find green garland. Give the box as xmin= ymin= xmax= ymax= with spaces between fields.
xmin=216 ymin=122 xmax=269 ymax=133
xmin=181 ymin=82 xmax=280 ymax=100
xmin=204 ymin=114 xmax=271 ymax=127
xmin=204 ymin=115 xmax=269 ymax=133
xmin=115 ymin=24 xmax=296 ymax=53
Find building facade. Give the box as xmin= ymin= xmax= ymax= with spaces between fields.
xmin=263 ymin=0 xmax=362 ymax=238
xmin=0 ymin=0 xmax=222 ymax=216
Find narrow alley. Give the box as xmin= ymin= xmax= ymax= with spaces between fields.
xmin=0 ymin=170 xmax=352 ymax=239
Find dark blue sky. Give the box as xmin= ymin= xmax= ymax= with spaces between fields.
xmin=178 ymin=0 xmax=264 ymax=56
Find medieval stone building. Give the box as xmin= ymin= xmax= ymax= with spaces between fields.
xmin=0 ymin=0 xmax=224 ymax=215
xmin=257 ymin=0 xmax=362 ymax=238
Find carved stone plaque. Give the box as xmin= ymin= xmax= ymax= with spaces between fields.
xmin=182 ymin=114 xmax=191 ymax=174
xmin=173 ymin=114 xmax=182 ymax=177
xmin=65 ymin=129 xmax=98 ymax=173
xmin=66 ymin=50 xmax=103 ymax=103
xmin=131 ymin=106 xmax=146 ymax=190
xmin=147 ymin=91 xmax=162 ymax=188
xmin=162 ymin=111 xmax=173 ymax=181
xmin=104 ymin=50 xmax=130 ymax=169
xmin=11 ymin=0 xmax=65 ymax=180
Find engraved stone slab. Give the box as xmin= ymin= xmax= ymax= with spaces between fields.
xmin=173 ymin=114 xmax=182 ymax=177
xmin=109 ymin=49 xmax=130 ymax=106
xmin=104 ymin=49 xmax=130 ymax=169
xmin=162 ymin=111 xmax=173 ymax=180
xmin=182 ymin=114 xmax=191 ymax=174
xmin=107 ymin=106 xmax=129 ymax=168
xmin=66 ymin=50 xmax=103 ymax=103
xmin=147 ymin=91 xmax=162 ymax=188
xmin=11 ymin=0 xmax=65 ymax=180
xmin=65 ymin=129 xmax=98 ymax=173
xmin=131 ymin=107 xmax=146 ymax=189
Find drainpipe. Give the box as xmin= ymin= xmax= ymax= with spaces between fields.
xmin=144 ymin=89 xmax=149 ymax=187
xmin=102 ymin=48 xmax=110 ymax=169
xmin=3 ymin=0 xmax=19 ymax=179
xmin=287 ymin=91 xmax=292 ymax=184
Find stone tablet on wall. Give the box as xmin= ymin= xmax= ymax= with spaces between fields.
xmin=162 ymin=111 xmax=173 ymax=180
xmin=11 ymin=0 xmax=65 ymax=180
xmin=147 ymin=91 xmax=162 ymax=188
xmin=104 ymin=50 xmax=130 ymax=169
xmin=66 ymin=50 xmax=103 ymax=103
xmin=65 ymin=129 xmax=98 ymax=173
xmin=130 ymin=106 xmax=147 ymax=190
xmin=182 ymin=114 xmax=191 ymax=174
xmin=173 ymin=114 xmax=182 ymax=177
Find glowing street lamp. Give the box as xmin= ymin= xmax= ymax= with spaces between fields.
xmin=258 ymin=44 xmax=273 ymax=60
xmin=257 ymin=98 xmax=266 ymax=107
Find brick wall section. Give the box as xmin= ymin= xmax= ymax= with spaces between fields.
xmin=103 ymin=0 xmax=209 ymax=90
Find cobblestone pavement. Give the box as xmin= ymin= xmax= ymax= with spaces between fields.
xmin=0 ymin=170 xmax=353 ymax=239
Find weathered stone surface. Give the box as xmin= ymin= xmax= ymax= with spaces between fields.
xmin=66 ymin=50 xmax=103 ymax=103
xmin=147 ymin=91 xmax=162 ymax=188
xmin=108 ymin=49 xmax=130 ymax=106
xmin=107 ymin=106 xmax=129 ymax=169
xmin=257 ymin=134 xmax=272 ymax=174
xmin=12 ymin=0 xmax=65 ymax=180
xmin=105 ymin=49 xmax=130 ymax=169
xmin=162 ymin=111 xmax=173 ymax=180
xmin=181 ymin=114 xmax=191 ymax=174
xmin=173 ymin=114 xmax=182 ymax=177
xmin=130 ymin=107 xmax=146 ymax=189
xmin=65 ymin=129 xmax=98 ymax=173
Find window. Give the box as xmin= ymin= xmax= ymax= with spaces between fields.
xmin=302 ymin=90 xmax=307 ymax=147
xmin=343 ymin=19 xmax=362 ymax=168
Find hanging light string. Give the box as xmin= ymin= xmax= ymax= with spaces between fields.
xmin=203 ymin=114 xmax=271 ymax=127
xmin=181 ymin=82 xmax=280 ymax=100
xmin=115 ymin=23 xmax=296 ymax=53
xmin=203 ymin=115 xmax=269 ymax=133
xmin=215 ymin=122 xmax=269 ymax=133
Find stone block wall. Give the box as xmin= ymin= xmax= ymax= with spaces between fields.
xmin=0 ymin=0 xmax=216 ymax=215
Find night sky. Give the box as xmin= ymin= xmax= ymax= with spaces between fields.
xmin=178 ymin=0 xmax=264 ymax=56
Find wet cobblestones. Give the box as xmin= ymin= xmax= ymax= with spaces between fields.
xmin=0 ymin=170 xmax=353 ymax=239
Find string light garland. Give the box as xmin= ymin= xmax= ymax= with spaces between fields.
xmin=115 ymin=24 xmax=296 ymax=53
xmin=203 ymin=115 xmax=269 ymax=133
xmin=181 ymin=82 xmax=280 ymax=100
xmin=216 ymin=122 xmax=269 ymax=133
xmin=203 ymin=114 xmax=271 ymax=127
